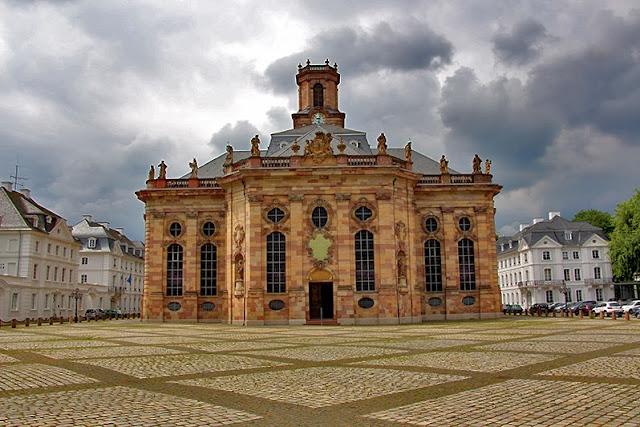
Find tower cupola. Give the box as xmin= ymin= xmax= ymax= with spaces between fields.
xmin=292 ymin=59 xmax=346 ymax=128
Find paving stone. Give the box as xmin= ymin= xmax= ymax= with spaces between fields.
xmin=175 ymin=367 xmax=467 ymax=408
xmin=178 ymin=341 xmax=297 ymax=353
xmin=0 ymin=386 xmax=260 ymax=426
xmin=476 ymin=340 xmax=621 ymax=354
xmin=36 ymin=345 xmax=189 ymax=360
xmin=0 ymin=354 xmax=19 ymax=363
xmin=0 ymin=340 xmax=118 ymax=351
xmin=76 ymin=353 xmax=290 ymax=378
xmin=0 ymin=364 xmax=99 ymax=391
xmin=239 ymin=345 xmax=407 ymax=361
xmin=355 ymin=350 xmax=559 ymax=372
xmin=538 ymin=356 xmax=640 ymax=379
xmin=364 ymin=379 xmax=640 ymax=426
xmin=366 ymin=338 xmax=482 ymax=350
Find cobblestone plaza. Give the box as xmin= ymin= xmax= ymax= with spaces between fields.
xmin=0 ymin=317 xmax=639 ymax=425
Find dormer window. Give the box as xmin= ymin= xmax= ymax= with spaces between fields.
xmin=313 ymin=83 xmax=324 ymax=107
xmin=565 ymin=231 xmax=573 ymax=240
xmin=88 ymin=238 xmax=96 ymax=249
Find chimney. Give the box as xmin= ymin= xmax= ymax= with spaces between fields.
xmin=98 ymin=222 xmax=110 ymax=230
xmin=1 ymin=181 xmax=12 ymax=191
xmin=20 ymin=188 xmax=31 ymax=198
xmin=519 ymin=223 xmax=529 ymax=232
xmin=82 ymin=214 xmax=93 ymax=222
xmin=116 ymin=227 xmax=125 ymax=236
xmin=549 ymin=211 xmax=561 ymax=220
xmin=533 ymin=218 xmax=544 ymax=224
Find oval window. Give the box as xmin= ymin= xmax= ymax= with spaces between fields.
xmin=459 ymin=217 xmax=471 ymax=232
xmin=268 ymin=299 xmax=285 ymax=311
xmin=425 ymin=218 xmax=438 ymax=233
xmin=168 ymin=302 xmax=181 ymax=311
xmin=355 ymin=206 xmax=373 ymax=222
xmin=267 ymin=208 xmax=285 ymax=223
xmin=462 ymin=296 xmax=476 ymax=306
xmin=358 ymin=297 xmax=375 ymax=309
xmin=428 ymin=297 xmax=443 ymax=307
xmin=203 ymin=221 xmax=216 ymax=237
xmin=169 ymin=222 xmax=182 ymax=237
xmin=202 ymin=302 xmax=215 ymax=311
xmin=312 ymin=206 xmax=328 ymax=228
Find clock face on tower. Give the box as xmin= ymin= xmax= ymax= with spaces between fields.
xmin=313 ymin=113 xmax=324 ymax=124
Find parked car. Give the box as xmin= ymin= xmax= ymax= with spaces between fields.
xmin=561 ymin=302 xmax=579 ymax=314
xmin=621 ymin=300 xmax=640 ymax=313
xmin=592 ymin=301 xmax=624 ymax=317
xmin=85 ymin=309 xmax=101 ymax=319
xmin=104 ymin=309 xmax=123 ymax=316
xmin=507 ymin=304 xmax=524 ymax=314
xmin=572 ymin=301 xmax=597 ymax=315
xmin=548 ymin=302 xmax=565 ymax=312
xmin=629 ymin=306 xmax=640 ymax=318
xmin=529 ymin=303 xmax=551 ymax=314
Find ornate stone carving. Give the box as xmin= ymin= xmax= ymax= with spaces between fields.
xmin=262 ymin=199 xmax=290 ymax=225
xmin=189 ymin=158 xmax=198 ymax=178
xmin=395 ymin=221 xmax=407 ymax=241
xmin=337 ymin=138 xmax=346 ymax=154
xmin=186 ymin=211 xmax=198 ymax=219
xmin=288 ymin=194 xmax=304 ymax=202
xmin=251 ymin=135 xmax=260 ymax=157
xmin=234 ymin=225 xmax=245 ymax=250
xmin=335 ymin=193 xmax=351 ymax=201
xmin=377 ymin=133 xmax=387 ymax=154
xmin=291 ymin=139 xmax=300 ymax=155
xmin=442 ymin=207 xmax=455 ymax=214
xmin=223 ymin=144 xmax=234 ymax=170
xmin=303 ymin=131 xmax=334 ymax=164
xmin=308 ymin=229 xmax=334 ymax=265
xmin=151 ymin=211 xmax=165 ymax=218
xmin=375 ymin=191 xmax=391 ymax=201
xmin=474 ymin=206 xmax=488 ymax=213
xmin=248 ymin=195 xmax=264 ymax=203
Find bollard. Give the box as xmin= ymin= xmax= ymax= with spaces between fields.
xmin=561 ymin=310 xmax=565 ymax=318
xmin=25 ymin=318 xmax=30 ymax=327
xmin=579 ymin=310 xmax=583 ymax=319
xmin=552 ymin=310 xmax=556 ymax=317
xmin=60 ymin=316 xmax=64 ymax=324
xmin=600 ymin=311 xmax=605 ymax=320
xmin=49 ymin=317 xmax=54 ymax=325
xmin=612 ymin=311 xmax=617 ymax=320
xmin=69 ymin=316 xmax=73 ymax=323
xmin=589 ymin=310 xmax=594 ymax=319
xmin=538 ymin=308 xmax=542 ymax=317
xmin=38 ymin=317 xmax=42 ymax=326
xmin=12 ymin=319 xmax=17 ymax=328
xmin=626 ymin=312 xmax=630 ymax=321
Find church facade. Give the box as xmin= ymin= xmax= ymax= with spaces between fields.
xmin=137 ymin=61 xmax=503 ymax=325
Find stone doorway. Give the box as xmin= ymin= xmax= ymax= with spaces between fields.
xmin=309 ymin=282 xmax=333 ymax=320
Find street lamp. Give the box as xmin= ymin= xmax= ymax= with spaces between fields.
xmin=70 ymin=288 xmax=82 ymax=323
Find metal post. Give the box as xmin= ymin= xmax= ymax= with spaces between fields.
xmin=320 ymin=307 xmax=323 ymax=326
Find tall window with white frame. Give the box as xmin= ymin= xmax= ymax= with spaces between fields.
xmin=424 ymin=239 xmax=442 ymax=292
xmin=166 ymin=244 xmax=183 ymax=296
xmin=595 ymin=288 xmax=603 ymax=301
xmin=266 ymin=232 xmax=286 ymax=293
xmin=576 ymin=289 xmax=583 ymax=301
xmin=355 ymin=230 xmax=375 ymax=292
xmin=594 ymin=266 xmax=602 ymax=279
xmin=458 ymin=238 xmax=476 ymax=291
xmin=544 ymin=268 xmax=552 ymax=281
xmin=546 ymin=290 xmax=554 ymax=303
xmin=200 ymin=243 xmax=217 ymax=296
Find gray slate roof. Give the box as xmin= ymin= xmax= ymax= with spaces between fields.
xmin=267 ymin=124 xmax=371 ymax=156
xmin=497 ymin=215 xmax=607 ymax=255
xmin=0 ymin=186 xmax=64 ymax=233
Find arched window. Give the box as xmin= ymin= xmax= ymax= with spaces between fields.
xmin=167 ymin=244 xmax=183 ymax=296
xmin=312 ymin=206 xmax=328 ymax=228
xmin=313 ymin=83 xmax=324 ymax=107
xmin=425 ymin=239 xmax=442 ymax=292
xmin=200 ymin=243 xmax=217 ymax=296
xmin=355 ymin=230 xmax=375 ymax=291
xmin=458 ymin=238 xmax=476 ymax=291
xmin=267 ymin=232 xmax=286 ymax=293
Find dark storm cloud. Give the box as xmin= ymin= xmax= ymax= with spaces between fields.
xmin=264 ymin=19 xmax=454 ymax=94
xmin=208 ymin=121 xmax=261 ymax=154
xmin=527 ymin=11 xmax=640 ymax=140
xmin=492 ymin=19 xmax=548 ymax=66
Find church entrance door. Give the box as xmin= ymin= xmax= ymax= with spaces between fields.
xmin=309 ymin=282 xmax=333 ymax=320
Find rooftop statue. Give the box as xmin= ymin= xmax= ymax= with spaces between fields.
xmin=189 ymin=158 xmax=198 ymax=178
xmin=485 ymin=159 xmax=492 ymax=175
xmin=224 ymin=144 xmax=234 ymax=167
xmin=158 ymin=161 xmax=167 ymax=179
xmin=440 ymin=155 xmax=449 ymax=174
xmin=377 ymin=133 xmax=387 ymax=154
xmin=405 ymin=141 xmax=412 ymax=162
xmin=472 ymin=154 xmax=482 ymax=173
xmin=148 ymin=165 xmax=155 ymax=181
xmin=251 ymin=135 xmax=260 ymax=157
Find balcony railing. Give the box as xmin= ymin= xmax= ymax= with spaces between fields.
xmin=584 ymin=277 xmax=614 ymax=285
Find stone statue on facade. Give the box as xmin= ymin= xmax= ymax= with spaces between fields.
xmin=472 ymin=154 xmax=482 ymax=173
xmin=158 ymin=161 xmax=167 ymax=179
xmin=404 ymin=141 xmax=411 ymax=162
xmin=251 ymin=135 xmax=260 ymax=157
xmin=148 ymin=165 xmax=155 ymax=181
xmin=224 ymin=143 xmax=234 ymax=168
xmin=440 ymin=155 xmax=449 ymax=174
xmin=189 ymin=157 xmax=198 ymax=178
xmin=377 ymin=133 xmax=387 ymax=154
xmin=485 ymin=158 xmax=492 ymax=174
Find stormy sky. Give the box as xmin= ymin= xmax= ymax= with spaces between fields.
xmin=1 ymin=1 xmax=639 ymax=240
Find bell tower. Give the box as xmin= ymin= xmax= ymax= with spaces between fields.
xmin=292 ymin=59 xmax=346 ymax=129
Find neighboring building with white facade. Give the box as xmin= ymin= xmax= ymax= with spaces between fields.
xmin=72 ymin=215 xmax=144 ymax=314
xmin=497 ymin=212 xmax=614 ymax=308
xmin=0 ymin=182 xmax=92 ymax=321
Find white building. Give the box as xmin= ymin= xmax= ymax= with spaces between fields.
xmin=0 ymin=182 xmax=94 ymax=321
xmin=71 ymin=215 xmax=144 ymax=314
xmin=497 ymin=212 xmax=614 ymax=308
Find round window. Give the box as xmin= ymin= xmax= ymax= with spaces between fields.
xmin=169 ymin=222 xmax=182 ymax=237
xmin=462 ymin=296 xmax=476 ymax=306
xmin=425 ymin=218 xmax=438 ymax=233
xmin=201 ymin=302 xmax=215 ymax=311
xmin=268 ymin=299 xmax=285 ymax=311
xmin=312 ymin=206 xmax=328 ymax=228
xmin=168 ymin=302 xmax=181 ymax=311
xmin=355 ymin=206 xmax=373 ymax=222
xmin=358 ymin=297 xmax=375 ymax=309
xmin=459 ymin=217 xmax=471 ymax=232
xmin=203 ymin=221 xmax=216 ymax=237
xmin=428 ymin=297 xmax=443 ymax=307
xmin=267 ymin=208 xmax=285 ymax=223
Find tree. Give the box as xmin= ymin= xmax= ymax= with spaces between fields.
xmin=572 ymin=209 xmax=614 ymax=237
xmin=609 ymin=190 xmax=640 ymax=281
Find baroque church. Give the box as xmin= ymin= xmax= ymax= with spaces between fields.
xmin=137 ymin=60 xmax=502 ymax=324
